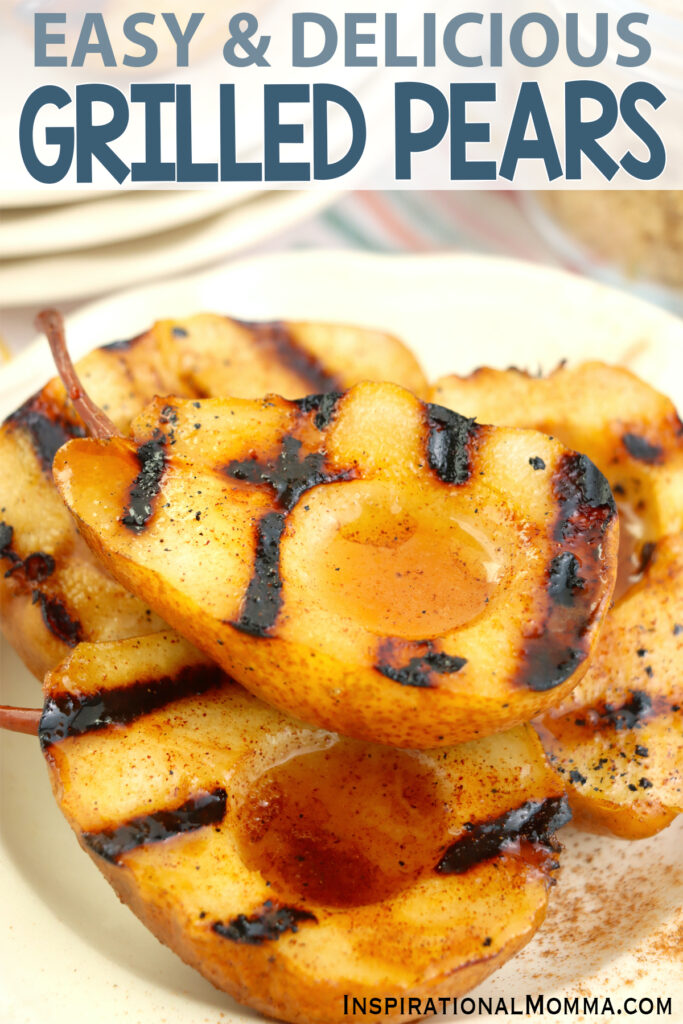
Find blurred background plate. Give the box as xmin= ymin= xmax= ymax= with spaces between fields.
xmin=0 ymin=189 xmax=104 ymax=209
xmin=0 ymin=188 xmax=258 ymax=258
xmin=0 ymin=190 xmax=336 ymax=305
xmin=1 ymin=251 xmax=682 ymax=1024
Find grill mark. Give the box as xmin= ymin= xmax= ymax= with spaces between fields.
xmin=376 ymin=641 xmax=467 ymax=689
xmin=436 ymin=796 xmax=571 ymax=875
xmin=515 ymin=454 xmax=617 ymax=693
xmin=0 ymin=522 xmax=20 ymax=570
xmin=0 ymin=521 xmax=13 ymax=555
xmin=548 ymin=553 xmax=586 ymax=607
xmin=294 ymin=392 xmax=343 ymax=431
xmin=224 ymin=435 xmax=350 ymax=513
xmin=226 ymin=432 xmax=353 ymax=637
xmin=213 ymin=901 xmax=317 ymax=945
xmin=426 ymin=404 xmax=479 ymax=485
xmin=231 ymin=511 xmax=286 ymax=637
xmin=102 ymin=332 xmax=145 ymax=353
xmin=121 ymin=439 xmax=167 ymax=533
xmin=572 ymin=690 xmax=668 ymax=733
xmin=554 ymin=453 xmax=617 ymax=537
xmin=33 ymin=591 xmax=82 ymax=648
xmin=6 ymin=396 xmax=86 ymax=470
xmin=236 ymin=319 xmax=342 ymax=394
xmin=1 ymin=522 xmax=56 ymax=583
xmin=82 ymin=788 xmax=227 ymax=864
xmin=622 ymin=433 xmax=664 ymax=464
xmin=2 ymin=520 xmax=79 ymax=643
xmin=519 ymin=645 xmax=584 ymax=693
xmin=12 ymin=551 xmax=55 ymax=582
xmin=39 ymin=664 xmax=224 ymax=749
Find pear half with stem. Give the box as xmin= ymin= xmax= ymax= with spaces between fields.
xmin=0 ymin=313 xmax=426 ymax=680
xmin=40 ymin=630 xmax=571 ymax=1024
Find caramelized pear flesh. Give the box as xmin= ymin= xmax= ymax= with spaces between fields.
xmin=0 ymin=315 xmax=426 ymax=679
xmin=41 ymin=631 xmax=571 ymax=1024
xmin=53 ymin=381 xmax=618 ymax=748
xmin=432 ymin=361 xmax=683 ymax=835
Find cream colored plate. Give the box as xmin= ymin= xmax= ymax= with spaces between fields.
xmin=0 ymin=191 xmax=335 ymax=306
xmin=1 ymin=252 xmax=682 ymax=1024
xmin=0 ymin=189 xmax=257 ymax=259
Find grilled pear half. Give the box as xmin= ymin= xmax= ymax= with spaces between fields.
xmin=432 ymin=361 xmax=683 ymax=836
xmin=41 ymin=631 xmax=571 ymax=1024
xmin=0 ymin=315 xmax=426 ymax=679
xmin=537 ymin=533 xmax=683 ymax=839
xmin=53 ymin=381 xmax=618 ymax=748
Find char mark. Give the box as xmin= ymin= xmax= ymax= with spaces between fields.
xmin=121 ymin=439 xmax=167 ymax=533
xmin=8 ymin=551 xmax=55 ymax=582
xmin=33 ymin=592 xmax=82 ymax=648
xmin=226 ymin=433 xmax=354 ymax=638
xmin=82 ymin=788 xmax=227 ymax=864
xmin=436 ymin=795 xmax=571 ymax=875
xmin=294 ymin=392 xmax=343 ymax=431
xmin=578 ymin=690 xmax=655 ymax=732
xmin=237 ymin=319 xmax=342 ymax=394
xmin=2 ymin=522 xmax=77 ymax=642
xmin=554 ymin=453 xmax=616 ymax=538
xmin=103 ymin=332 xmax=145 ymax=352
xmin=225 ymin=435 xmax=350 ymax=513
xmin=0 ymin=522 xmax=21 ymax=572
xmin=622 ymin=433 xmax=664 ymax=464
xmin=213 ymin=900 xmax=317 ymax=945
xmin=39 ymin=663 xmax=224 ymax=749
xmin=426 ymin=404 xmax=479 ymax=485
xmin=232 ymin=511 xmax=286 ymax=637
xmin=548 ymin=553 xmax=586 ymax=607
xmin=1 ymin=522 xmax=56 ymax=583
xmin=6 ymin=396 xmax=86 ymax=471
xmin=376 ymin=642 xmax=467 ymax=689
xmin=0 ymin=522 xmax=13 ymax=556
xmin=518 ymin=643 xmax=584 ymax=693
xmin=515 ymin=453 xmax=616 ymax=693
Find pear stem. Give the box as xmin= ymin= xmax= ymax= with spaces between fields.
xmin=0 ymin=705 xmax=41 ymax=735
xmin=35 ymin=309 xmax=119 ymax=440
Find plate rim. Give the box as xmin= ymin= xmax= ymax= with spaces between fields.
xmin=0 ymin=189 xmax=260 ymax=259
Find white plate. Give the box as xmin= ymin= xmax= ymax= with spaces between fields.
xmin=1 ymin=252 xmax=682 ymax=1024
xmin=0 ymin=189 xmax=257 ymax=259
xmin=0 ymin=191 xmax=336 ymax=306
